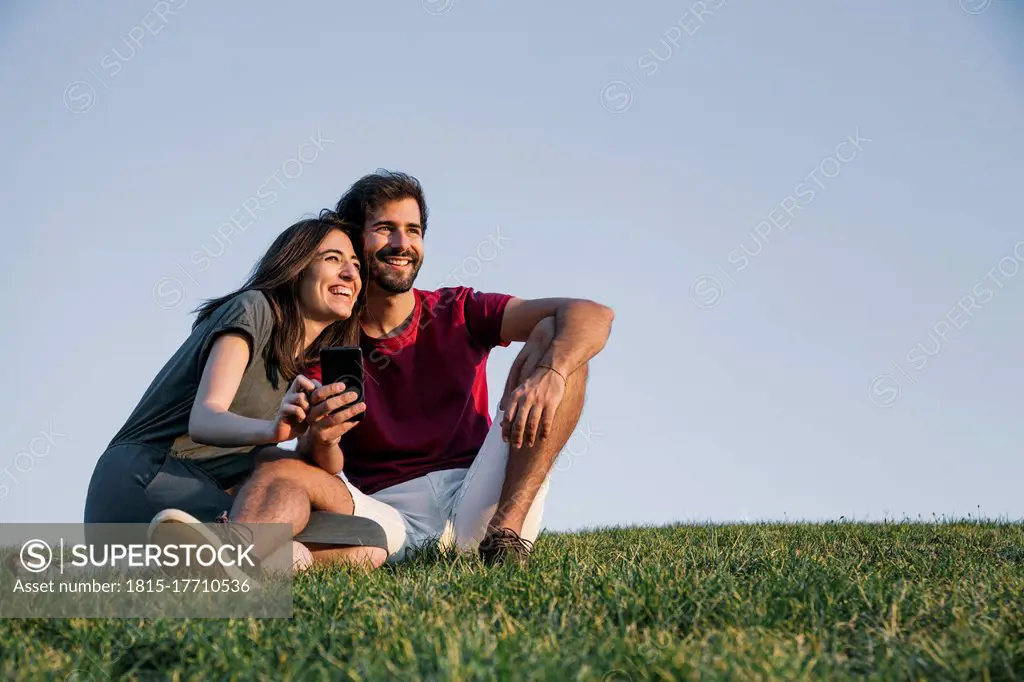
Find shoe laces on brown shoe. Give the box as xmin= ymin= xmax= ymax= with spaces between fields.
xmin=479 ymin=527 xmax=534 ymax=566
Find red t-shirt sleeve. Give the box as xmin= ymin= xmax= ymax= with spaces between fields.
xmin=463 ymin=288 xmax=513 ymax=350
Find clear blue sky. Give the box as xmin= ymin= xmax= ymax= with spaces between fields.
xmin=2 ymin=1 xmax=1022 ymax=530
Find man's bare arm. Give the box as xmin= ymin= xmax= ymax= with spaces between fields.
xmin=295 ymin=432 xmax=343 ymax=474
xmin=500 ymin=297 xmax=614 ymax=377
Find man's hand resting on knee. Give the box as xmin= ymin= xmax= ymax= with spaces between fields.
xmin=500 ymin=317 xmax=567 ymax=449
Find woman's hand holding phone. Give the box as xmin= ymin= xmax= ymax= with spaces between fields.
xmin=267 ymin=374 xmax=318 ymax=443
xmin=304 ymin=380 xmax=366 ymax=447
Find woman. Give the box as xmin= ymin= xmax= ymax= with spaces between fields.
xmin=84 ymin=211 xmax=386 ymax=564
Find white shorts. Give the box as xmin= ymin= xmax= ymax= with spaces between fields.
xmin=339 ymin=409 xmax=550 ymax=562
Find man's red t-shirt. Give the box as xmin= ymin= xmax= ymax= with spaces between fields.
xmin=306 ymin=287 xmax=511 ymax=495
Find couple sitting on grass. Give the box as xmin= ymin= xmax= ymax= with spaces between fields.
xmin=84 ymin=170 xmax=614 ymax=573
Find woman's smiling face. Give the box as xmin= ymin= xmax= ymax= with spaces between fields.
xmin=298 ymin=228 xmax=363 ymax=322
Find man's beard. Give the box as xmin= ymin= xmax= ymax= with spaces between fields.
xmin=370 ymin=248 xmax=422 ymax=294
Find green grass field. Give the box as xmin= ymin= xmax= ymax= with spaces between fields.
xmin=2 ymin=522 xmax=1023 ymax=681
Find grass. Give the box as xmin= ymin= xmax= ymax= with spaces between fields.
xmin=2 ymin=522 xmax=1024 ymax=680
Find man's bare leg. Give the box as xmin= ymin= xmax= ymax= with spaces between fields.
xmin=487 ymin=364 xmax=587 ymax=534
xmin=230 ymin=454 xmax=385 ymax=569
xmin=232 ymin=457 xmax=354 ymax=531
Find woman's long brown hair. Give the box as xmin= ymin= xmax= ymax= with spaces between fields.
xmin=192 ymin=209 xmax=365 ymax=388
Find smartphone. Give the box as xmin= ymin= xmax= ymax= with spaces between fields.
xmin=319 ymin=346 xmax=365 ymax=421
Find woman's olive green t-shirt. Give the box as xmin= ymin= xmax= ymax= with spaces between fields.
xmin=108 ymin=290 xmax=288 ymax=486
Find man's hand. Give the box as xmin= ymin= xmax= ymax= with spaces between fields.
xmin=500 ymin=317 xmax=565 ymax=448
xmin=500 ymin=317 xmax=554 ymax=410
xmin=502 ymin=368 xmax=567 ymax=449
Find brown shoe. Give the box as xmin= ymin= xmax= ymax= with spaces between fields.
xmin=479 ymin=527 xmax=534 ymax=566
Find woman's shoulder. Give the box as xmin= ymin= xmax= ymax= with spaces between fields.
xmin=231 ymin=288 xmax=272 ymax=309
xmin=195 ymin=289 xmax=276 ymax=341
xmin=208 ymin=289 xmax=273 ymax=319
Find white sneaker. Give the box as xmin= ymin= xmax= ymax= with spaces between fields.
xmin=147 ymin=509 xmax=260 ymax=588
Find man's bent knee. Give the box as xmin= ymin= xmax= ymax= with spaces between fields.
xmin=558 ymin=362 xmax=588 ymax=413
xmin=568 ymin=362 xmax=589 ymax=386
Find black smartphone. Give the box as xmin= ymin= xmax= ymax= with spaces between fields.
xmin=319 ymin=346 xmax=365 ymax=421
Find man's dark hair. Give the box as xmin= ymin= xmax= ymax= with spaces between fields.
xmin=335 ymin=170 xmax=428 ymax=233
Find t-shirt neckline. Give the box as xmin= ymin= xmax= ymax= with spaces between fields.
xmin=362 ymin=289 xmax=421 ymax=349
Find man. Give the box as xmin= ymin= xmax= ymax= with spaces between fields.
xmin=229 ymin=170 xmax=613 ymax=566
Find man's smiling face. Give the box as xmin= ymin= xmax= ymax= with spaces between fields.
xmin=363 ymin=196 xmax=424 ymax=294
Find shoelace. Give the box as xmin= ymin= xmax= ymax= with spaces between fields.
xmin=488 ymin=528 xmax=534 ymax=553
xmin=214 ymin=511 xmax=256 ymax=552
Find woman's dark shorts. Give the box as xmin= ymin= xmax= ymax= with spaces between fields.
xmin=83 ymin=443 xmax=387 ymax=550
